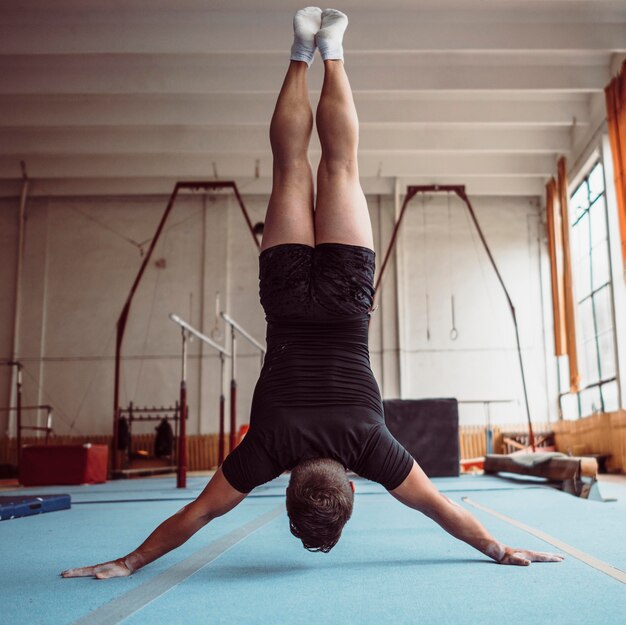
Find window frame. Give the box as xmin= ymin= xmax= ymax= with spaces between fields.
xmin=557 ymin=155 xmax=620 ymax=419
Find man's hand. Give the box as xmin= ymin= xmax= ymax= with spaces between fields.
xmin=497 ymin=546 xmax=564 ymax=566
xmin=391 ymin=462 xmax=565 ymax=566
xmin=61 ymin=558 xmax=133 ymax=580
xmin=60 ymin=468 xmax=246 ymax=581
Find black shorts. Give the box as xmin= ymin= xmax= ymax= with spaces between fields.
xmin=259 ymin=243 xmax=376 ymax=321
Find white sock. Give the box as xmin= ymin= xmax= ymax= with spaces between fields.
xmin=290 ymin=7 xmax=322 ymax=67
xmin=315 ymin=9 xmax=348 ymax=61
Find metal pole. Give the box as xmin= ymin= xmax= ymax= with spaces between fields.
xmin=113 ymin=181 xmax=256 ymax=475
xmin=169 ymin=314 xmax=229 ymax=355
xmin=375 ymin=184 xmax=536 ymax=452
xmin=219 ymin=312 xmax=264 ymax=454
xmin=174 ymin=400 xmax=179 ymax=470
xmin=45 ymin=406 xmax=53 ymax=444
xmin=168 ymin=313 xmax=230 ymax=467
xmin=220 ymin=312 xmax=266 ymax=354
xmin=229 ymin=326 xmax=237 ymax=454
xmin=485 ymin=402 xmax=493 ymax=454
xmin=373 ymin=188 xmax=419 ymax=298
xmin=218 ymin=351 xmax=226 ymax=465
xmin=9 ymin=165 xmax=28 ymax=448
xmin=231 ymin=182 xmax=261 ymax=251
xmin=113 ymin=183 xmax=182 ymax=473
xmin=457 ymin=188 xmax=535 ymax=452
xmin=16 ymin=362 xmax=23 ymax=479
xmin=177 ymin=327 xmax=188 ymax=488
xmin=127 ymin=401 xmax=133 ymax=468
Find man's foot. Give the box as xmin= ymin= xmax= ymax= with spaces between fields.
xmin=315 ymin=9 xmax=348 ymax=62
xmin=290 ymin=7 xmax=323 ymax=67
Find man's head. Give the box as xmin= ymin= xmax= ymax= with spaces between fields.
xmin=286 ymin=458 xmax=355 ymax=553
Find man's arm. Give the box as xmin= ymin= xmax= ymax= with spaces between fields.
xmin=390 ymin=461 xmax=564 ymax=566
xmin=61 ymin=468 xmax=247 ymax=579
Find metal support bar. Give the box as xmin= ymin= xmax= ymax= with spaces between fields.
xmin=458 ymin=399 xmax=518 ymax=455
xmin=169 ymin=314 xmax=231 ymax=466
xmin=169 ymin=314 xmax=230 ymax=356
xmin=177 ymin=327 xmax=188 ymax=488
xmin=112 ymin=181 xmax=255 ymax=475
xmin=16 ymin=362 xmax=22 ymax=472
xmin=457 ymin=187 xmax=536 ymax=453
xmin=219 ymin=351 xmax=226 ymax=465
xmin=374 ymin=187 xmax=418 ymax=298
xmin=0 ymin=404 xmax=54 ymax=445
xmin=220 ymin=312 xmax=266 ymax=355
xmin=2 ymin=361 xmax=25 ymax=473
xmin=229 ymin=326 xmax=237 ymax=454
xmin=220 ymin=312 xmax=265 ymax=456
xmin=0 ymin=403 xmax=53 ymax=414
xmin=8 ymin=164 xmax=28 ymax=448
xmin=375 ymin=185 xmax=536 ymax=452
xmin=119 ymin=405 xmax=182 ymax=414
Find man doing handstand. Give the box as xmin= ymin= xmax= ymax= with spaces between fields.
xmin=62 ymin=8 xmax=563 ymax=579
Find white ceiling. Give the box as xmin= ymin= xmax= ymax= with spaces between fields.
xmin=1 ymin=0 xmax=625 ymax=198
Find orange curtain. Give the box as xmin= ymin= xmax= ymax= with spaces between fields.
xmin=557 ymin=157 xmax=579 ymax=392
xmin=545 ymin=178 xmax=567 ymax=356
xmin=605 ymin=58 xmax=626 ymax=278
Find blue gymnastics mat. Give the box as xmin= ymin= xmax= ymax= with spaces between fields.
xmin=0 ymin=494 xmax=71 ymax=521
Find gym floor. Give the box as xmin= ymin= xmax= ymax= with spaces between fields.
xmin=1 ymin=473 xmax=625 ymax=625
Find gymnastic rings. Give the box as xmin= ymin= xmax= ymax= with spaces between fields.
xmin=447 ymin=194 xmax=458 ymax=341
xmin=449 ymin=295 xmax=459 ymax=341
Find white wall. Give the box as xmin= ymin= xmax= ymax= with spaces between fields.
xmin=0 ymin=191 xmax=554 ymax=438
xmin=0 ymin=193 xmax=266 ymax=438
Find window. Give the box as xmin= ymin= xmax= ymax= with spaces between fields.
xmin=558 ymin=160 xmax=619 ymax=418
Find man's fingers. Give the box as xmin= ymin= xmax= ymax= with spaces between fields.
xmin=94 ymin=563 xmax=131 ymax=579
xmin=499 ymin=549 xmax=565 ymax=565
xmin=527 ymin=551 xmax=565 ymax=563
xmin=60 ymin=566 xmax=96 ymax=578
xmin=503 ymin=552 xmax=531 ymax=566
xmin=61 ymin=559 xmax=131 ymax=579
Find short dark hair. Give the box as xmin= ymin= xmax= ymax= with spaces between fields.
xmin=286 ymin=458 xmax=354 ymax=553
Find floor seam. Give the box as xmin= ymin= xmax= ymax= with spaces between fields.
xmin=463 ymin=496 xmax=626 ymax=585
xmin=70 ymin=504 xmax=284 ymax=625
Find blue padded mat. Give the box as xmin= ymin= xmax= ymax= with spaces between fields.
xmin=1 ymin=475 xmax=624 ymax=625
xmin=0 ymin=494 xmax=71 ymax=521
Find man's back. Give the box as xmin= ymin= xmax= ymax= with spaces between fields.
xmin=221 ymin=243 xmax=413 ymax=494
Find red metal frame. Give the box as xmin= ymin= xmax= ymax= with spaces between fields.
xmin=228 ymin=327 xmax=237 ymax=456
xmin=218 ymin=352 xmax=226 ymax=466
xmin=112 ymin=181 xmax=259 ymax=476
xmin=177 ymin=381 xmax=187 ymax=488
xmin=374 ymin=185 xmax=535 ymax=452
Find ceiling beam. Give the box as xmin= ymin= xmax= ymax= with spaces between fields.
xmin=0 ymin=4 xmax=614 ymax=200
xmin=0 ymin=176 xmax=546 ymax=199
xmin=0 ymin=94 xmax=590 ymax=127
xmin=1 ymin=1 xmax=625 ymax=13
xmin=0 ymin=126 xmax=572 ymax=154
xmin=1 ymin=11 xmax=624 ymax=54
xmin=0 ymin=54 xmax=609 ymax=94
xmin=0 ymin=153 xmax=557 ymax=179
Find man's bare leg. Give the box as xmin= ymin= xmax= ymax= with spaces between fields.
xmin=314 ymin=59 xmax=373 ymax=250
xmin=261 ymin=61 xmax=315 ymax=252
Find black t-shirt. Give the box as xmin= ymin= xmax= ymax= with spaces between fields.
xmin=222 ymin=314 xmax=413 ymax=493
